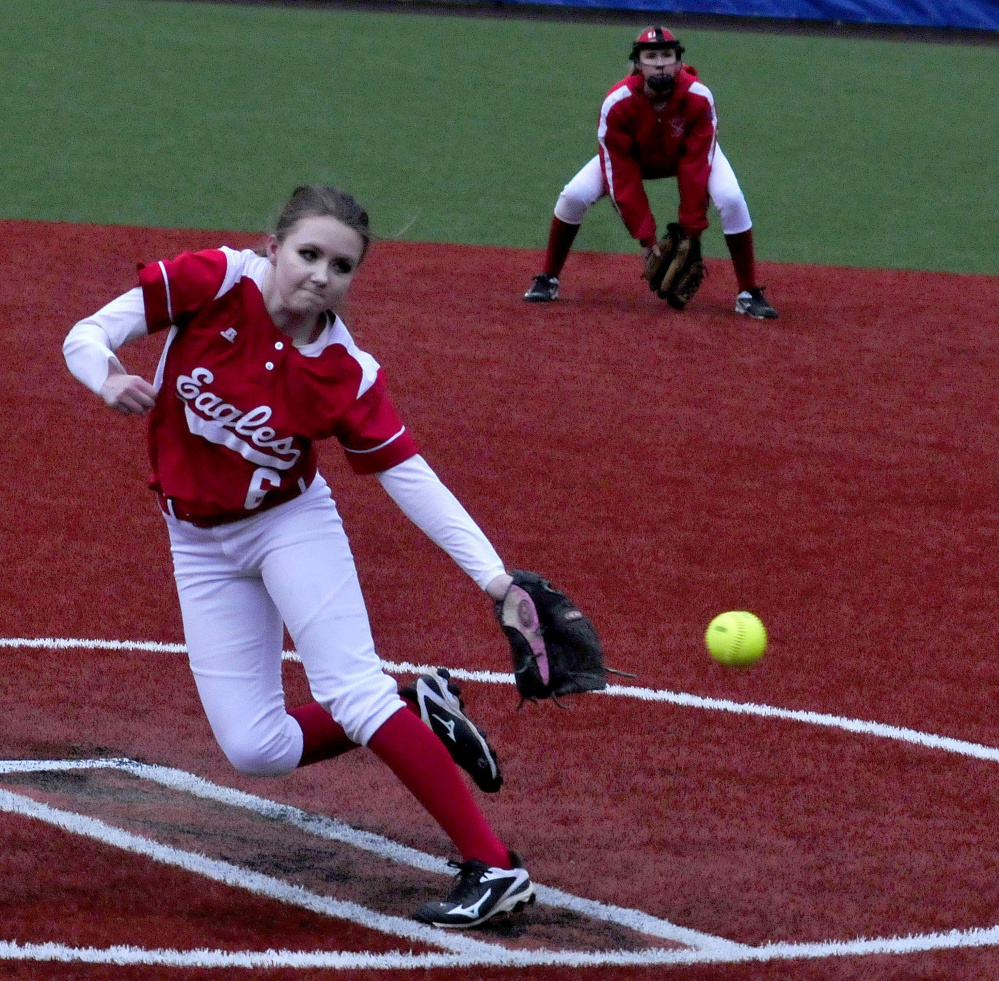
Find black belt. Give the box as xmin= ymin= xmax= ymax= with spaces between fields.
xmin=157 ymin=493 xmax=255 ymax=528
xmin=157 ymin=485 xmax=306 ymax=528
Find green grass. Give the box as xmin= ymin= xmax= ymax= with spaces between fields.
xmin=3 ymin=0 xmax=997 ymax=272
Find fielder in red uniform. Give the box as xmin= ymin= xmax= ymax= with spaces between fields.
xmin=525 ymin=27 xmax=778 ymax=319
xmin=63 ymin=185 xmax=536 ymax=928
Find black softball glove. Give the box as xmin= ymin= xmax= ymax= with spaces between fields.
xmin=494 ymin=570 xmax=608 ymax=706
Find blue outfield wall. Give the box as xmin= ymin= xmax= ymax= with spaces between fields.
xmin=510 ymin=0 xmax=999 ymax=31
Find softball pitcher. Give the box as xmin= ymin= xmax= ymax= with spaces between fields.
xmin=63 ymin=185 xmax=535 ymax=928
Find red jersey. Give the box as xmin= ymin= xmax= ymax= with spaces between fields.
xmin=138 ymin=247 xmax=418 ymax=522
xmin=597 ymin=66 xmax=717 ymax=244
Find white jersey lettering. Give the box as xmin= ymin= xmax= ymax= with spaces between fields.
xmin=176 ymin=368 xmax=301 ymax=470
xmin=177 ymin=366 xmax=214 ymax=400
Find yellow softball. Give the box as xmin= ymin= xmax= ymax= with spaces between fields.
xmin=705 ymin=611 xmax=767 ymax=667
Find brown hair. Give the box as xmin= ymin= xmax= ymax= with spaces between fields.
xmin=271 ymin=185 xmax=376 ymax=262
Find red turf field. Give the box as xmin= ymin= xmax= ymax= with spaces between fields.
xmin=2 ymin=219 xmax=999 ymax=980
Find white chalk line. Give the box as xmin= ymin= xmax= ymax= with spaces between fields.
xmin=0 ymin=759 xmax=742 ymax=951
xmin=4 ymin=927 xmax=999 ymax=969
xmin=5 ymin=636 xmax=999 ymax=968
xmin=7 ymin=636 xmax=999 ymax=764
xmin=0 ymin=787 xmax=488 ymax=957
xmin=4 ymin=770 xmax=999 ymax=972
xmin=0 ymin=757 xmax=728 ymax=953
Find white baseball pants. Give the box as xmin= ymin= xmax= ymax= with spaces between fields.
xmin=553 ymin=146 xmax=752 ymax=235
xmin=166 ymin=474 xmax=404 ymax=776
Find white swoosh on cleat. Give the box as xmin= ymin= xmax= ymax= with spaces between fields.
xmin=431 ymin=714 xmax=458 ymax=742
xmin=450 ymin=888 xmax=492 ymax=920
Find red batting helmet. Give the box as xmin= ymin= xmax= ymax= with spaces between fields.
xmin=629 ymin=26 xmax=685 ymax=62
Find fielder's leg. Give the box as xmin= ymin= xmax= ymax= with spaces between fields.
xmin=525 ymin=155 xmax=605 ymax=301
xmin=709 ymin=146 xmax=778 ymax=319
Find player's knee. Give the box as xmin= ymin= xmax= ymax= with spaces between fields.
xmin=554 ymin=192 xmax=591 ymax=227
xmin=714 ymin=195 xmax=752 ymax=236
xmin=219 ymin=731 xmax=298 ymax=777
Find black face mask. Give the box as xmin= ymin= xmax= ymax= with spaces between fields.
xmin=647 ymin=73 xmax=675 ymax=95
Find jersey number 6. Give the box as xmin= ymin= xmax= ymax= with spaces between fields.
xmin=245 ymin=467 xmax=282 ymax=510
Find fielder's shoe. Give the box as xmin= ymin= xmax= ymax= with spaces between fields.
xmin=735 ymin=287 xmax=778 ymax=319
xmin=524 ymin=273 xmax=559 ymax=302
xmin=401 ymin=669 xmax=502 ymax=793
xmin=413 ymin=852 xmax=536 ymax=928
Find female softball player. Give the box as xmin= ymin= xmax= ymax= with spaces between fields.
xmin=524 ymin=27 xmax=778 ymax=319
xmin=63 ymin=184 xmax=535 ymax=929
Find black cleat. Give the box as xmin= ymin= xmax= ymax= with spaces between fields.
xmin=524 ymin=273 xmax=559 ymax=302
xmin=401 ymin=669 xmax=502 ymax=793
xmin=413 ymin=853 xmax=536 ymax=928
xmin=735 ymin=287 xmax=778 ymax=319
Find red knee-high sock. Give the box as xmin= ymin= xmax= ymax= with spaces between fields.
xmin=368 ymin=707 xmax=510 ymax=867
xmin=290 ymin=695 xmax=423 ymax=768
xmin=725 ymin=229 xmax=757 ymax=293
xmin=544 ymin=216 xmax=581 ymax=278
xmin=288 ymin=703 xmax=358 ymax=767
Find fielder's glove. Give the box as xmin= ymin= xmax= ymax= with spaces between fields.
xmin=642 ymin=223 xmax=707 ymax=310
xmin=495 ymin=570 xmax=619 ymax=706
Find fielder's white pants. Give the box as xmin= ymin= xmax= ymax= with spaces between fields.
xmin=553 ymin=146 xmax=752 ymax=235
xmin=166 ymin=474 xmax=404 ymax=777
